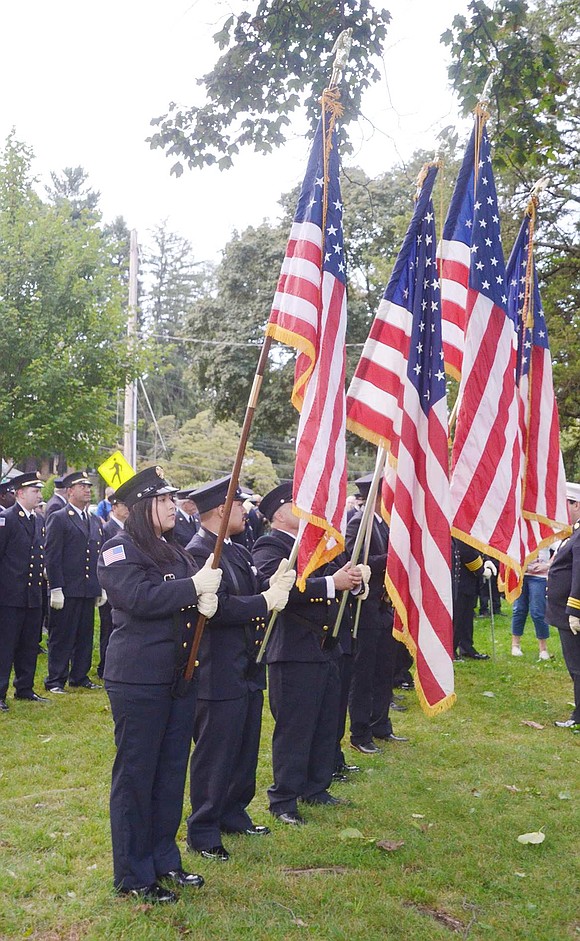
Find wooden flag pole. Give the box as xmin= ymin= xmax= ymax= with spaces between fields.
xmin=183 ymin=338 xmax=273 ymax=682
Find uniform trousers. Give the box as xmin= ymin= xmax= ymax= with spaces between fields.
xmin=106 ymin=680 xmax=197 ymax=889
xmin=267 ymin=659 xmax=340 ymax=814
xmin=349 ymin=626 xmax=395 ymax=744
xmin=557 ymin=629 xmax=580 ymax=723
xmin=45 ymin=597 xmax=95 ymax=688
xmin=334 ymin=652 xmax=353 ymax=771
xmin=453 ymin=590 xmax=477 ymax=654
xmin=0 ymin=605 xmax=42 ymax=699
xmin=187 ymin=688 xmax=263 ymax=849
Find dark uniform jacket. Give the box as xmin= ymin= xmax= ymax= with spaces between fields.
xmin=45 ymin=506 xmax=103 ymax=597
xmin=185 ymin=527 xmax=267 ymax=699
xmin=173 ymin=509 xmax=200 ymax=548
xmin=546 ymin=522 xmax=580 ymax=631
xmin=252 ymin=529 xmax=342 ymax=663
xmin=452 ymin=538 xmax=484 ymax=596
xmin=345 ymin=511 xmax=393 ymax=629
xmin=44 ymin=493 xmax=67 ymax=520
xmin=103 ymin=517 xmax=124 ymax=541
xmin=0 ymin=504 xmax=45 ymax=608
xmin=97 ymin=531 xmax=200 ymax=685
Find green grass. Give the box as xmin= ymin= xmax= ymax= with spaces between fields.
xmin=1 ymin=612 xmax=578 ymax=941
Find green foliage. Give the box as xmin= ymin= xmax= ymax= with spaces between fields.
xmin=0 ymin=134 xmax=143 ymax=467
xmin=152 ymin=409 xmax=279 ymax=493
xmin=148 ymin=0 xmax=391 ymax=173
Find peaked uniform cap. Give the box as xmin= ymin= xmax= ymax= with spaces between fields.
xmin=10 ymin=472 xmax=44 ymax=490
xmin=566 ymin=482 xmax=580 ymax=502
xmin=113 ymin=466 xmax=178 ymax=509
xmin=191 ymin=476 xmax=243 ymax=514
xmin=259 ymin=481 xmax=293 ymax=521
xmin=62 ymin=471 xmax=91 ymax=489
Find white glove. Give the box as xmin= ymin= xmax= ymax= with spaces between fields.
xmin=50 ymin=588 xmax=65 ymax=609
xmin=483 ymin=560 xmax=497 ymax=581
xmin=197 ymin=593 xmax=218 ymax=619
xmin=268 ymin=558 xmax=297 ymax=593
xmin=262 ymin=583 xmax=291 ymax=613
xmin=95 ymin=590 xmax=107 ymax=607
xmin=192 ymin=553 xmax=222 ymax=595
xmin=569 ymin=615 xmax=580 ymax=635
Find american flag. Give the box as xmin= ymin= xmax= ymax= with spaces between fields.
xmin=503 ymin=204 xmax=570 ymax=596
xmin=441 ymin=115 xmax=522 ymax=572
xmin=266 ymin=88 xmax=347 ymax=587
xmin=348 ymin=165 xmax=455 ymax=715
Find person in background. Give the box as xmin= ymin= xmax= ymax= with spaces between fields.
xmin=173 ymin=490 xmax=200 ymax=548
xmin=96 ymin=497 xmax=130 ymax=679
xmin=97 ymin=465 xmax=222 ymax=903
xmin=44 ymin=477 xmax=67 ymax=520
xmin=0 ymin=473 xmax=49 ymax=711
xmin=96 ymin=487 xmax=114 ymax=522
xmin=510 ymin=548 xmax=551 ymax=660
xmin=452 ymin=538 xmax=495 ymax=660
xmin=546 ymin=482 xmax=580 ymax=730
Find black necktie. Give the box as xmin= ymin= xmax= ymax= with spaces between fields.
xmin=82 ymin=510 xmax=89 ymax=530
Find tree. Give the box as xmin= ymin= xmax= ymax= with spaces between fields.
xmin=148 ymin=0 xmax=391 ymax=174
xmin=0 ymin=134 xmax=142 ymax=467
xmin=46 ymin=165 xmax=101 ymax=218
xmin=138 ymin=221 xmax=215 ymax=450
xmin=155 ymin=410 xmax=279 ymax=493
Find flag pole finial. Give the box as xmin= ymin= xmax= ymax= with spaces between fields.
xmin=329 ymin=28 xmax=353 ymax=88
xmin=479 ymin=70 xmax=496 ymax=107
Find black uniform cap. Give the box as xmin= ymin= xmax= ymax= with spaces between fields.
xmin=191 ymin=476 xmax=243 ymax=514
xmin=10 ymin=472 xmax=44 ymax=490
xmin=0 ymin=480 xmax=15 ymax=495
xmin=259 ymin=481 xmax=293 ymax=521
xmin=353 ymin=472 xmax=373 ymax=499
xmin=175 ymin=489 xmax=195 ymax=500
xmin=113 ymin=466 xmax=178 ymax=509
xmin=62 ymin=471 xmax=92 ymax=489
xmin=54 ymin=477 xmax=66 ymax=489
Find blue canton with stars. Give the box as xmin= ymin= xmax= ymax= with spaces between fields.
xmin=506 ymin=212 xmax=549 ymax=385
xmin=384 ymin=164 xmax=446 ymax=416
xmin=293 ymin=109 xmax=347 ymax=287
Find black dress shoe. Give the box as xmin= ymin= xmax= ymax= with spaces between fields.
xmin=303 ymin=792 xmax=347 ymax=806
xmin=386 ymin=733 xmax=409 ymax=742
xmin=15 ymin=692 xmax=50 ymax=702
xmin=459 ymin=648 xmax=490 ymax=660
xmin=339 ymin=763 xmax=361 ymax=773
xmin=0 ymin=700 xmax=8 ymax=712
xmin=399 ymin=680 xmax=414 ymax=690
xmin=160 ymin=868 xmax=204 ymax=888
xmin=38 ymin=645 xmax=47 ymax=654
xmin=332 ymin=772 xmax=349 ymax=783
xmin=243 ymin=825 xmax=270 ymax=836
xmin=118 ymin=882 xmax=177 ymax=903
xmin=272 ymin=811 xmax=306 ymax=826
xmin=46 ymin=686 xmax=67 ymax=694
xmin=390 ymin=702 xmax=408 ymax=712
xmin=350 ymin=741 xmax=380 ymax=755
xmin=194 ymin=844 xmax=230 ymax=861
xmin=70 ymin=680 xmax=102 ymax=689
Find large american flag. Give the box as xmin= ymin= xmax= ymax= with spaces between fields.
xmin=266 ymin=88 xmax=347 ymax=587
xmin=348 ymin=165 xmax=455 ymax=715
xmin=441 ymin=114 xmax=522 ymax=572
xmin=503 ymin=204 xmax=570 ymax=596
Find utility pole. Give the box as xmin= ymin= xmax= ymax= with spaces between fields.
xmin=123 ymin=229 xmax=139 ymax=468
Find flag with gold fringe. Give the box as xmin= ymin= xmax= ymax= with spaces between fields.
xmin=266 ymin=88 xmax=347 ymax=588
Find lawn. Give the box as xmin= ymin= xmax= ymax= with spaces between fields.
xmin=0 ymin=612 xmax=577 ymax=941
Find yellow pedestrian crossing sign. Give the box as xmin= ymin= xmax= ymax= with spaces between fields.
xmin=98 ymin=451 xmax=135 ymax=490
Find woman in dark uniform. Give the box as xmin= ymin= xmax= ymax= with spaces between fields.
xmin=97 ymin=466 xmax=222 ymax=903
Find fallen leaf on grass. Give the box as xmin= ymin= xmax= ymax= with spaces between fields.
xmin=339 ymin=827 xmax=365 ymax=840
xmin=292 ymin=918 xmax=307 ymax=927
xmin=376 ymin=840 xmax=405 ymax=852
xmin=471 ymin=789 xmax=482 ymax=797
xmin=40 ymin=737 xmax=52 ymax=744
xmin=558 ymin=792 xmax=571 ymax=800
xmin=514 ymin=871 xmax=526 ymax=878
xmin=282 ymin=867 xmax=348 ymax=876
xmin=482 ymin=691 xmax=495 ymax=698
xmin=521 ymin=720 xmax=545 ymax=730
xmin=504 ymin=785 xmax=520 ymax=793
xmin=411 ymin=813 xmax=425 ymax=818
xmin=403 ymin=902 xmax=466 ymax=932
xmin=517 ymin=830 xmax=545 ymax=844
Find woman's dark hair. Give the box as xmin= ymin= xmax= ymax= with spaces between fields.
xmin=125 ymin=497 xmax=192 ymax=568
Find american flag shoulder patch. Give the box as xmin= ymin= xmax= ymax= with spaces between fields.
xmin=0 ymin=517 xmax=5 ymax=526
xmin=102 ymin=544 xmax=126 ymax=566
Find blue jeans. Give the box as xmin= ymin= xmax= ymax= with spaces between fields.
xmin=511 ymin=576 xmax=549 ymax=640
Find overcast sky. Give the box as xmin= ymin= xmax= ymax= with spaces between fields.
xmin=1 ymin=0 xmax=470 ymax=262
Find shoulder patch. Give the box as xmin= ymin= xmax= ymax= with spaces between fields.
xmin=0 ymin=517 xmax=5 ymax=526
xmin=102 ymin=544 xmax=126 ymax=566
